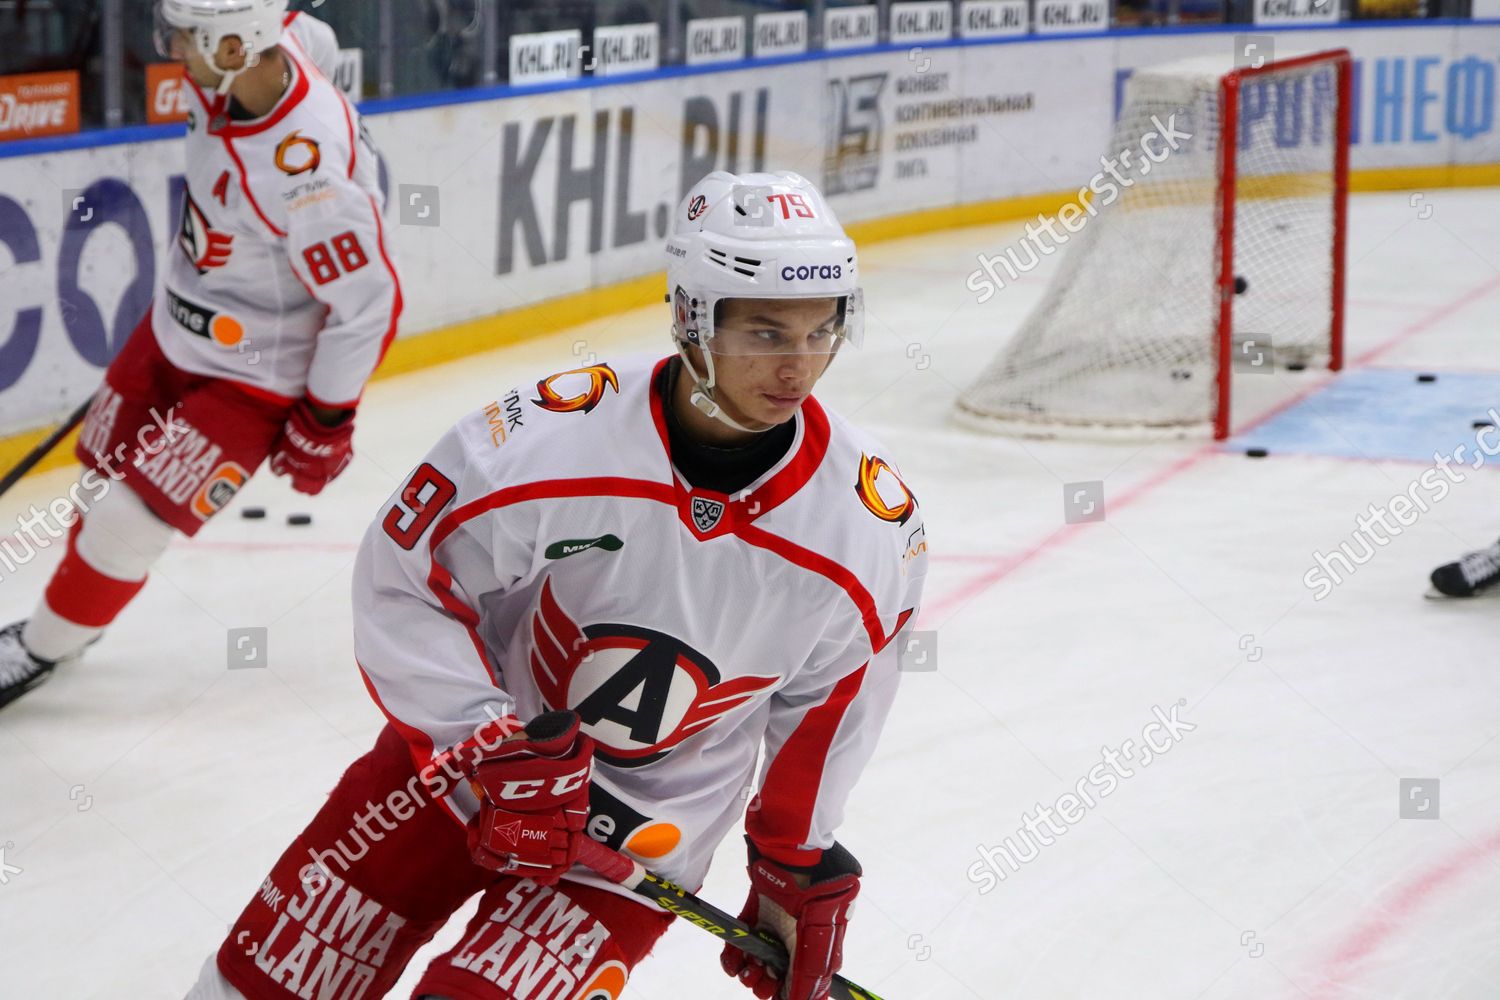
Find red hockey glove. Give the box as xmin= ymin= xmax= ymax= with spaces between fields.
xmin=268 ymin=400 xmax=354 ymax=495
xmin=722 ymin=839 xmax=862 ymax=1000
xmin=462 ymin=710 xmax=594 ymax=884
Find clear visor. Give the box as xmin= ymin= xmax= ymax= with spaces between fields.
xmin=696 ymin=289 xmax=865 ymax=357
xmin=152 ymin=3 xmax=191 ymax=59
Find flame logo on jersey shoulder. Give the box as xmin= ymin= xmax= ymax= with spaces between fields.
xmin=274 ymin=130 xmax=321 ymax=176
xmin=573 ymin=960 xmax=629 ymax=1000
xmin=528 ymin=577 xmax=778 ymax=768
xmin=855 ymin=453 xmax=916 ymax=525
xmin=532 ymin=364 xmax=620 ymax=415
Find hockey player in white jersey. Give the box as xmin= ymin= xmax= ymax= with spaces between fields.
xmin=0 ymin=0 xmax=400 ymax=708
xmin=186 ymin=171 xmax=926 ymax=1000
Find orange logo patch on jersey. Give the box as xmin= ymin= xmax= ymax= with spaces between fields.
xmin=855 ymin=453 xmax=915 ymax=525
xmin=191 ymin=461 xmax=248 ymax=520
xmin=573 ymin=960 xmax=628 ymax=1000
xmin=274 ymin=130 xmax=321 ymax=176
xmin=532 ymin=364 xmax=620 ymax=415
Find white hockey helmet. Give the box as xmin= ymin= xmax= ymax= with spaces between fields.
xmin=667 ymin=170 xmax=863 ymax=428
xmin=154 ymin=0 xmax=289 ymax=90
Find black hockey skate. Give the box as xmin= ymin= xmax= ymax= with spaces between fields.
xmin=1428 ymin=538 xmax=1500 ymax=599
xmin=0 ymin=621 xmax=59 ymax=710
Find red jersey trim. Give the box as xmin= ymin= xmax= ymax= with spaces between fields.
xmin=356 ymin=659 xmax=468 ymax=828
xmin=430 ymin=479 xmax=679 ymax=555
xmin=737 ymin=522 xmax=893 ymax=652
xmin=279 ymin=17 xmax=359 ymax=179
xmin=298 ymin=194 xmax=402 ymax=410
xmin=427 ymin=553 xmax=504 ymax=683
xmin=419 ymin=478 xmax=676 ymax=712
xmin=219 ymin=135 xmax=287 ymax=237
xmin=747 ymin=664 xmax=869 ymax=867
xmin=207 ymin=54 xmax=310 ymax=138
xmin=304 ymin=389 xmax=355 ymax=411
xmin=338 ymin=81 xmax=358 ymax=179
xmin=368 ymin=192 xmax=404 ymax=365
xmin=646 ymin=357 xmax=833 ymax=538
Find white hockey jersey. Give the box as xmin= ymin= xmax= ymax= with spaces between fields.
xmin=353 ymin=356 xmax=928 ymax=904
xmin=153 ymin=12 xmax=400 ymax=410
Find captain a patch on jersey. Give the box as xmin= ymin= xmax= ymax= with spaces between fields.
xmin=528 ymin=578 xmax=777 ymax=768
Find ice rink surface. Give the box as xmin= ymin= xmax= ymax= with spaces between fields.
xmin=2 ymin=188 xmax=1498 ymax=999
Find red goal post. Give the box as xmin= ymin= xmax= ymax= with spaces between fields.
xmin=1215 ymin=49 xmax=1351 ymax=440
xmin=955 ymin=49 xmax=1353 ymax=441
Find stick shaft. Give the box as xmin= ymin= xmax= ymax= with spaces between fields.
xmin=0 ymin=398 xmax=91 ymax=499
xmin=576 ymin=839 xmax=886 ymax=1000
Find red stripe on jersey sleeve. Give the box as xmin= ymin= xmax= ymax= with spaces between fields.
xmin=339 ymin=88 xmax=358 ymax=178
xmin=417 ymin=478 xmax=675 ymax=703
xmin=212 ymin=61 xmax=309 ymax=138
xmin=426 ymin=548 xmax=504 ymax=685
xmin=737 ymin=523 xmax=888 ymax=651
xmin=303 ymin=389 xmax=352 ymax=411
xmin=429 ymin=478 xmax=677 ymax=551
xmin=747 ymin=664 xmax=869 ymax=867
xmin=355 ymin=657 xmax=467 ymax=827
xmin=367 ymin=192 xmax=404 ymax=368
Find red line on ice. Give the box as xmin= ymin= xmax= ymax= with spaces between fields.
xmin=1305 ymin=824 xmax=1500 ymax=999
xmin=922 ymin=271 xmax=1500 ymax=628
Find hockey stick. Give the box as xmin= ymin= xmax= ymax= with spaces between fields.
xmin=0 ymin=397 xmax=91 ymax=500
xmin=577 ymin=838 xmax=887 ymax=1000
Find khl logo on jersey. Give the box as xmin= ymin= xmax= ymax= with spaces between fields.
xmin=690 ymin=496 xmax=725 ymax=533
xmin=528 ymin=577 xmax=778 ymax=768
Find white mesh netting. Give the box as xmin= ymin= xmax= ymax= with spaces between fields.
xmin=955 ymin=52 xmax=1344 ymax=438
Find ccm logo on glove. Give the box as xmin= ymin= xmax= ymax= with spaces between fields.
xmin=494 ymin=766 xmax=591 ymax=801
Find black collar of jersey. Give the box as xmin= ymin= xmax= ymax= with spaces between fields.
xmin=656 ymin=358 xmax=797 ymax=496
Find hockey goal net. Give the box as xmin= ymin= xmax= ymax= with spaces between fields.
xmin=955 ymin=49 xmax=1351 ymax=440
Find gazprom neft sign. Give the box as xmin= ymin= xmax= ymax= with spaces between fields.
xmin=509 ymin=29 xmax=581 ymax=85
xmin=1253 ymin=0 xmax=1340 ymax=24
xmin=589 ymin=23 xmax=658 ymax=77
xmin=685 ymin=16 xmax=745 ymax=66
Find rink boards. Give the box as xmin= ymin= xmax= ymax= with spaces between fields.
xmin=1 ymin=21 xmax=1499 ymax=441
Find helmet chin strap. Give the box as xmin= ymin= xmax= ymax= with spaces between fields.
xmin=673 ymin=341 xmax=766 ymax=435
xmin=209 ymin=47 xmax=258 ymax=95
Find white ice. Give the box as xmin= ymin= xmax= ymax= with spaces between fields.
xmin=2 ymin=188 xmax=1498 ymax=999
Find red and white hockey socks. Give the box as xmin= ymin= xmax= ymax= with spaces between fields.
xmin=22 ymin=482 xmax=173 ymax=662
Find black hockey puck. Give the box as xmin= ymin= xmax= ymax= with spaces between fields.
xmin=1286 ymin=362 xmax=1306 ymax=371
xmin=287 ymin=513 xmax=313 ymax=526
xmin=1233 ymin=275 xmax=1248 ymax=294
xmin=241 ymin=507 xmax=266 ymax=520
xmin=1474 ymin=420 xmax=1494 ymax=429
xmin=1417 ymin=373 xmax=1437 ymax=383
xmin=1246 ymin=448 xmax=1269 ymax=458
